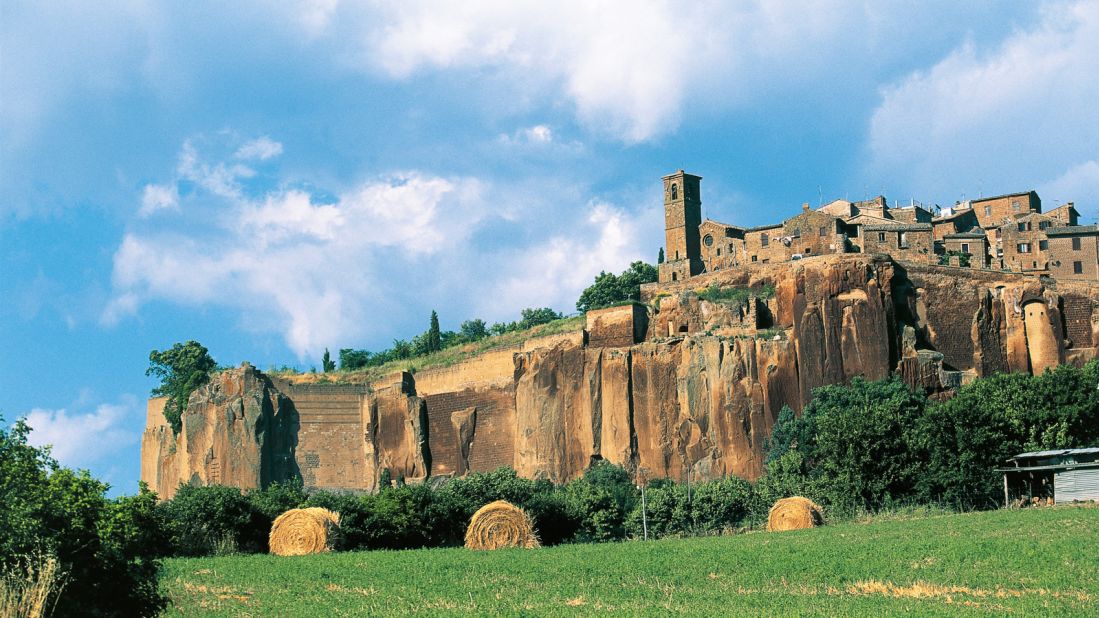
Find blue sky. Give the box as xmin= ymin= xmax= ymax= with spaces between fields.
xmin=3 ymin=1 xmax=1098 ymax=494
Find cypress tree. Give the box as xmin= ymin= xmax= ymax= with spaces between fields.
xmin=657 ymin=247 xmax=665 ymax=264
xmin=428 ymin=310 xmax=442 ymax=352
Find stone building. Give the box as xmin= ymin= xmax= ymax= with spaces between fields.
xmin=861 ymin=223 xmax=935 ymax=263
xmin=657 ymin=170 xmax=1091 ymax=282
xmin=942 ymin=229 xmax=990 ymax=268
xmin=1046 ymin=226 xmax=1099 ymax=280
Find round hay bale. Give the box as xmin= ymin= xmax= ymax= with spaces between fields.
xmin=269 ymin=507 xmax=341 ymax=556
xmin=767 ymin=496 xmax=824 ymax=532
xmin=464 ymin=500 xmax=540 ymax=550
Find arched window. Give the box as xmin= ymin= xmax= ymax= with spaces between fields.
xmin=671 ymin=184 xmax=678 ymax=200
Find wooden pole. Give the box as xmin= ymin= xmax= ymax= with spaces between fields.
xmin=1003 ymin=473 xmax=1010 ymax=508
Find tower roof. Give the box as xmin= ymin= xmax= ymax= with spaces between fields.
xmin=662 ymin=170 xmax=702 ymax=180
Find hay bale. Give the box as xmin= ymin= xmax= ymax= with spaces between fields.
xmin=767 ymin=496 xmax=824 ymax=532
xmin=464 ymin=500 xmax=540 ymax=550
xmin=269 ymin=507 xmax=341 ymax=556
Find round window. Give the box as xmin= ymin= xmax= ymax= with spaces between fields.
xmin=703 ymin=234 xmax=714 ymax=247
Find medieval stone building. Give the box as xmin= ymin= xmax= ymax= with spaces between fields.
xmin=657 ymin=170 xmax=1095 ymax=282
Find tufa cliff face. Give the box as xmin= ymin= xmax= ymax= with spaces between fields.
xmin=143 ymin=255 xmax=1099 ymax=497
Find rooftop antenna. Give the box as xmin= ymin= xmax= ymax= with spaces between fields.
xmin=978 ymin=179 xmax=983 ymax=198
xmin=818 ymin=185 xmax=823 ymax=208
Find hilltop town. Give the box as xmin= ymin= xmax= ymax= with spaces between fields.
xmin=657 ymin=170 xmax=1095 ymax=283
xmin=142 ymin=171 xmax=1099 ymax=499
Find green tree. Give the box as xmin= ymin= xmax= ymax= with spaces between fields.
xmin=518 ymin=307 xmax=562 ymax=328
xmin=322 ymin=348 xmax=335 ymax=373
xmin=391 ymin=339 xmax=413 ymax=360
xmin=427 ymin=310 xmax=442 ymax=353
xmin=339 ymin=348 xmax=371 ymax=370
xmin=146 ymin=341 xmax=217 ymax=434
xmin=658 ymin=247 xmax=665 ymax=264
xmin=459 ymin=319 xmax=488 ymax=342
xmin=0 ymin=416 xmax=168 ymax=616
xmin=159 ymin=485 xmax=267 ymax=556
xmin=576 ymin=261 xmax=657 ymax=312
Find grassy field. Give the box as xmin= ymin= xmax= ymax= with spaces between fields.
xmin=162 ymin=506 xmax=1098 ymax=616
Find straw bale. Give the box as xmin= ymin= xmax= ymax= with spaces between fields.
xmin=464 ymin=500 xmax=540 ymax=550
xmin=766 ymin=496 xmax=824 ymax=532
xmin=269 ymin=507 xmax=341 ymax=556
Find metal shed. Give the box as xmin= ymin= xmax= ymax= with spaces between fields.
xmin=996 ymin=448 xmax=1099 ymax=506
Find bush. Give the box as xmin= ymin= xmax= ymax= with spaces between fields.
xmin=576 ymin=261 xmax=657 ymax=312
xmin=562 ymin=462 xmax=636 ymax=542
xmin=0 ymin=417 xmax=168 ymax=616
xmin=159 ymin=485 xmax=267 ymax=556
xmin=247 ymin=478 xmax=306 ymax=521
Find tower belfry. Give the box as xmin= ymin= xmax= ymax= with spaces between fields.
xmin=659 ymin=170 xmax=702 ymax=283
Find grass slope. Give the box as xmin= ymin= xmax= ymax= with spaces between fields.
xmin=162 ymin=506 xmax=1098 ymax=616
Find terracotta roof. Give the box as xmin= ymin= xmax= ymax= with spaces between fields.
xmin=1045 ymin=225 xmax=1099 ymax=236
xmin=970 ymin=190 xmax=1036 ymax=204
xmin=745 ymin=223 xmax=783 ymax=232
xmin=862 ymin=223 xmax=932 ymax=232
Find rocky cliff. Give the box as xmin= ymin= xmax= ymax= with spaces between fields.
xmin=143 ymin=255 xmax=1099 ymax=498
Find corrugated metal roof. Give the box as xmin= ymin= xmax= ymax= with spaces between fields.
xmin=1012 ymin=447 xmax=1099 ymax=459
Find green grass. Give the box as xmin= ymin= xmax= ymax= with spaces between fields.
xmin=162 ymin=506 xmax=1098 ymax=616
xmin=269 ymin=316 xmax=585 ymax=384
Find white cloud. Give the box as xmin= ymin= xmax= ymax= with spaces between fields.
xmin=23 ymin=396 xmax=141 ymax=471
xmin=866 ymin=1 xmax=1099 ymax=201
xmin=104 ymin=134 xmax=654 ymax=357
xmin=138 ymin=183 xmax=179 ymax=217
xmin=234 ymin=136 xmax=284 ymax=161
xmin=485 ymin=201 xmax=647 ymax=313
xmin=1040 ymin=160 xmax=1099 ymax=223
xmin=500 ymin=124 xmax=553 ymax=145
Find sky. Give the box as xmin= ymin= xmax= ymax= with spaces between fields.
xmin=2 ymin=1 xmax=1098 ymax=495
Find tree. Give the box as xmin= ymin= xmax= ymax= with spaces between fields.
xmin=576 ymin=261 xmax=657 ymax=312
xmin=146 ymin=341 xmax=217 ymax=434
xmin=427 ymin=310 xmax=442 ymax=353
xmin=0 ymin=416 xmax=168 ymax=616
xmin=657 ymin=247 xmax=665 ymax=264
xmin=518 ymin=307 xmax=562 ymax=328
xmin=459 ymin=319 xmax=488 ymax=343
xmin=322 ymin=348 xmax=335 ymax=373
xmin=339 ymin=348 xmax=371 ymax=370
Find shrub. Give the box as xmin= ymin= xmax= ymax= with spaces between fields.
xmin=160 ymin=485 xmax=267 ymax=556
xmin=576 ymin=261 xmax=657 ymax=312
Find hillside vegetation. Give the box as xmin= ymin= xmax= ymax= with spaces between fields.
xmin=162 ymin=505 xmax=1098 ymax=616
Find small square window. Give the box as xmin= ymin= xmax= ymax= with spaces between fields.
xmin=1012 ymin=200 xmax=1021 ymax=211
xmin=985 ymin=206 xmax=992 ymax=216
xmin=761 ymin=234 xmax=769 ymax=247
xmin=1072 ymin=237 xmax=1082 ymax=250
xmin=1017 ymin=222 xmax=1026 ymax=232
xmin=819 ymin=226 xmax=827 ymax=237
xmin=877 ymin=232 xmax=886 ymax=242
xmin=1017 ymin=243 xmax=1030 ymax=253
xmin=961 ymin=243 xmax=970 ymax=254
xmin=751 ymin=255 xmax=758 ymax=262
xmin=1074 ymin=261 xmax=1083 ymax=274
xmin=716 ymin=248 xmax=721 ymax=256
xmin=1039 ymin=240 xmax=1048 ymax=251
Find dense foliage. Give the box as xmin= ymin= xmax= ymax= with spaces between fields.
xmin=576 ymin=261 xmax=658 ymax=312
xmin=0 ymin=417 xmax=167 ymax=616
xmin=146 ymin=340 xmax=217 ymax=434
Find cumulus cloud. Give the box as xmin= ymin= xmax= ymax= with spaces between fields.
xmin=138 ymin=183 xmax=179 ymax=217
xmin=22 ymin=396 xmax=141 ymax=471
xmin=234 ymin=136 xmax=284 ymax=161
xmin=105 ymin=134 xmax=653 ymax=358
xmin=866 ymin=1 xmax=1099 ymax=204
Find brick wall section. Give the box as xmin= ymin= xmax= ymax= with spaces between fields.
xmin=1061 ymin=294 xmax=1094 ymax=348
xmin=423 ymin=387 xmax=516 ymax=476
xmin=586 ymin=304 xmax=647 ymax=348
xmin=282 ymin=382 xmax=369 ymax=491
xmin=862 ymin=225 xmax=935 ymax=264
xmin=971 ymin=191 xmax=1041 ymax=229
xmin=1046 ymin=230 xmax=1099 ymax=281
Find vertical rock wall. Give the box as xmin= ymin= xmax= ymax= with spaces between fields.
xmin=142 ymin=255 xmax=1099 ymax=496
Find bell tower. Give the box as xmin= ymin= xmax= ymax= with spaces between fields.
xmin=659 ymin=170 xmax=702 ymax=282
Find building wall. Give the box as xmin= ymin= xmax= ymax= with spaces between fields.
xmin=932 ymin=209 xmax=980 ymax=240
xmin=743 ymin=226 xmax=786 ymax=264
xmin=780 ymin=209 xmax=847 ymax=258
xmin=943 ymin=236 xmax=990 ymax=268
xmin=1000 ymin=213 xmax=1063 ymax=273
xmin=1047 ymin=234 xmax=1099 ymax=281
xmin=891 ymin=206 xmax=933 ymax=224
xmin=663 ymin=172 xmax=702 ymax=270
xmin=698 ymin=221 xmax=745 ymax=272
xmin=863 ymin=227 xmax=935 ymax=263
xmin=971 ymin=192 xmax=1041 ymax=229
